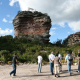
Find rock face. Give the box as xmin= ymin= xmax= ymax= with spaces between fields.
xmin=13 ymin=11 xmax=51 ymax=43
xmin=67 ymin=32 xmax=80 ymax=46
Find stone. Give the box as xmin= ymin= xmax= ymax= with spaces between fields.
xmin=64 ymin=32 xmax=80 ymax=46
xmin=13 ymin=11 xmax=51 ymax=43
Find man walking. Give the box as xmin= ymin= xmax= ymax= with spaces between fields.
xmin=58 ymin=51 xmax=62 ymax=72
xmin=54 ymin=53 xmax=62 ymax=77
xmin=49 ymin=51 xmax=55 ymax=75
xmin=9 ymin=53 xmax=18 ymax=76
xmin=37 ymin=53 xmax=43 ymax=73
xmin=65 ymin=51 xmax=73 ymax=76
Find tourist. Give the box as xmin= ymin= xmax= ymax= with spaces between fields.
xmin=57 ymin=51 xmax=62 ymax=72
xmin=54 ymin=53 xmax=61 ymax=77
xmin=37 ymin=53 xmax=43 ymax=73
xmin=9 ymin=53 xmax=18 ymax=76
xmin=78 ymin=50 xmax=80 ymax=72
xmin=65 ymin=51 xmax=73 ymax=76
xmin=49 ymin=51 xmax=55 ymax=75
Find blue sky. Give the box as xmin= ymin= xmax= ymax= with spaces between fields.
xmin=0 ymin=0 xmax=80 ymax=43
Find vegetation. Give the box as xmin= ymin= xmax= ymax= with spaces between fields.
xmin=0 ymin=35 xmax=80 ymax=64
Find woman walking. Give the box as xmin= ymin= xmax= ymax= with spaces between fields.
xmin=54 ymin=53 xmax=62 ymax=77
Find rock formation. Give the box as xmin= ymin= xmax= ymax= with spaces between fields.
xmin=13 ymin=11 xmax=51 ymax=43
xmin=66 ymin=32 xmax=80 ymax=46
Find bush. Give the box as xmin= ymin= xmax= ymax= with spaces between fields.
xmin=0 ymin=50 xmax=10 ymax=63
xmin=8 ymin=61 xmax=12 ymax=65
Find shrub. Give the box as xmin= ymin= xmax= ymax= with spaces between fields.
xmin=8 ymin=61 xmax=12 ymax=65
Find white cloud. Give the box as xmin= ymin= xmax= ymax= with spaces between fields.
xmin=7 ymin=15 xmax=10 ymax=17
xmin=68 ymin=32 xmax=70 ymax=34
xmin=58 ymin=22 xmax=65 ymax=27
xmin=2 ymin=18 xmax=12 ymax=23
xmin=9 ymin=21 xmax=12 ymax=23
xmin=49 ymin=31 xmax=55 ymax=36
xmin=9 ymin=0 xmax=80 ymax=32
xmin=0 ymin=28 xmax=13 ymax=36
xmin=51 ymin=27 xmax=57 ymax=30
xmin=68 ymin=21 xmax=80 ymax=32
xmin=9 ymin=0 xmax=18 ymax=6
xmin=2 ymin=18 xmax=7 ymax=22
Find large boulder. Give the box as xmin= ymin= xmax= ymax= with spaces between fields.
xmin=13 ymin=11 xmax=51 ymax=43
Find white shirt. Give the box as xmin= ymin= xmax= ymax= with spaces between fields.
xmin=37 ymin=56 xmax=43 ymax=63
xmin=58 ymin=54 xmax=62 ymax=60
xmin=49 ymin=54 xmax=55 ymax=62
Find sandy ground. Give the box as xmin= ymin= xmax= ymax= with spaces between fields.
xmin=0 ymin=64 xmax=80 ymax=80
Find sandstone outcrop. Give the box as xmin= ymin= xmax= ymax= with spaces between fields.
xmin=67 ymin=32 xmax=80 ymax=46
xmin=13 ymin=11 xmax=51 ymax=43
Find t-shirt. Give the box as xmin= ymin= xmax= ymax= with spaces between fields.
xmin=65 ymin=54 xmax=73 ymax=62
xmin=37 ymin=56 xmax=43 ymax=63
xmin=58 ymin=54 xmax=62 ymax=60
xmin=49 ymin=54 xmax=55 ymax=62
xmin=12 ymin=56 xmax=17 ymax=65
xmin=54 ymin=57 xmax=60 ymax=64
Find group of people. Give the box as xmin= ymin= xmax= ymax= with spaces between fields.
xmin=37 ymin=51 xmax=80 ymax=77
xmin=9 ymin=50 xmax=80 ymax=78
xmin=48 ymin=51 xmax=62 ymax=77
xmin=37 ymin=51 xmax=62 ymax=77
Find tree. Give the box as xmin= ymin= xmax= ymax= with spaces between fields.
xmin=55 ymin=39 xmax=62 ymax=46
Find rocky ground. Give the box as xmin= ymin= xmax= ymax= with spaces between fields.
xmin=0 ymin=64 xmax=80 ymax=80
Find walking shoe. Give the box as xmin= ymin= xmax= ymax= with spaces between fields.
xmin=55 ymin=74 xmax=56 ymax=77
xmin=56 ymin=75 xmax=58 ymax=78
xmin=9 ymin=73 xmax=11 ymax=76
xmin=52 ymin=73 xmax=54 ymax=75
xmin=70 ymin=73 xmax=71 ymax=76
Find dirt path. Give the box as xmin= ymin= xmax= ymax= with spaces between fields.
xmin=0 ymin=64 xmax=80 ymax=80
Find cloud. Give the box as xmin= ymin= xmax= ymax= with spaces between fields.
xmin=9 ymin=21 xmax=12 ymax=23
xmin=49 ymin=31 xmax=55 ymax=36
xmin=58 ymin=22 xmax=65 ymax=27
xmin=68 ymin=21 xmax=80 ymax=32
xmin=0 ymin=28 xmax=13 ymax=36
xmin=9 ymin=0 xmax=80 ymax=32
xmin=2 ymin=18 xmax=12 ymax=23
xmin=2 ymin=18 xmax=7 ymax=22
xmin=7 ymin=15 xmax=10 ymax=17
xmin=9 ymin=0 xmax=18 ymax=6
xmin=51 ymin=27 xmax=57 ymax=30
xmin=67 ymin=32 xmax=70 ymax=34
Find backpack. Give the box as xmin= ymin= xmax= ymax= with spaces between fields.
xmin=68 ymin=55 xmax=73 ymax=61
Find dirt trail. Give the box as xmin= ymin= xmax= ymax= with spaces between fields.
xmin=0 ymin=64 xmax=80 ymax=80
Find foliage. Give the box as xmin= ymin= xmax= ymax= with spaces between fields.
xmin=0 ymin=35 xmax=80 ymax=64
xmin=0 ymin=50 xmax=10 ymax=63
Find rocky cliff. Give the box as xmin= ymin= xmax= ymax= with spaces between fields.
xmin=13 ymin=11 xmax=51 ymax=43
xmin=67 ymin=32 xmax=80 ymax=46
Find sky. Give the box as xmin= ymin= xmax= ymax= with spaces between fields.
xmin=0 ymin=0 xmax=80 ymax=43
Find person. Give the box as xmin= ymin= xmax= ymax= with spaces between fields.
xmin=65 ymin=51 xmax=73 ymax=76
xmin=9 ymin=53 xmax=18 ymax=76
xmin=78 ymin=50 xmax=80 ymax=72
xmin=54 ymin=53 xmax=62 ymax=77
xmin=58 ymin=51 xmax=62 ymax=72
xmin=37 ymin=53 xmax=43 ymax=73
xmin=49 ymin=51 xmax=55 ymax=75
